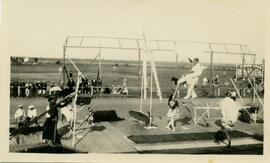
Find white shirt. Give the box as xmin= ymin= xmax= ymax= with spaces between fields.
xmin=191 ymin=63 xmax=203 ymax=78
xmin=15 ymin=108 xmax=25 ymax=119
xmin=28 ymin=109 xmax=37 ymax=118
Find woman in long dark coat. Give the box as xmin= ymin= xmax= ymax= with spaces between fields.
xmin=42 ymin=96 xmax=59 ymax=144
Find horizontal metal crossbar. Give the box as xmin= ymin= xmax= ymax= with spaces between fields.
xmin=64 ymin=36 xmax=255 ymax=56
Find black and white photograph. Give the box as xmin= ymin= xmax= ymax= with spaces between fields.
xmin=1 ymin=0 xmax=269 ymax=162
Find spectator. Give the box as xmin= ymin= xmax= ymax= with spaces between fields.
xmin=121 ymin=87 xmax=128 ymax=95
xmin=14 ymin=104 xmax=26 ymax=127
xmin=224 ymin=80 xmax=229 ymax=86
xmin=91 ymin=76 xmax=97 ymax=94
xmin=26 ymin=105 xmax=39 ymax=126
xmin=13 ymin=81 xmax=19 ymax=97
xmin=82 ymin=78 xmax=89 ymax=94
xmin=10 ymin=81 xmax=14 ymax=97
xmin=25 ymin=81 xmax=31 ymax=98
xmin=32 ymin=81 xmax=37 ymax=97
xmin=42 ymin=81 xmax=47 ymax=95
xmin=67 ymin=78 xmax=75 ymax=93
xmin=213 ymin=75 xmax=220 ymax=97
xmin=202 ymin=77 xmax=209 ymax=86
xmin=37 ymin=81 xmax=42 ymax=96
xmin=14 ymin=104 xmax=26 ymax=144
xmin=19 ymin=81 xmax=26 ymax=97
xmin=103 ymin=85 xmax=111 ymax=94
xmin=97 ymin=78 xmax=102 ymax=94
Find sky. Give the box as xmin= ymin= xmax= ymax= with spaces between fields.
xmin=1 ymin=0 xmax=267 ymax=64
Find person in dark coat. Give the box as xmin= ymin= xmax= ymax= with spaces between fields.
xmin=19 ymin=81 xmax=26 ymax=97
xmin=13 ymin=81 xmax=18 ymax=97
xmin=42 ymin=96 xmax=60 ymax=145
xmin=67 ymin=78 xmax=75 ymax=93
xmin=10 ymin=81 xmax=14 ymax=97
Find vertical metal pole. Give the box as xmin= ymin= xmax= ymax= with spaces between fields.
xmin=138 ymin=49 xmax=141 ymax=94
xmin=63 ymin=46 xmax=66 ymax=85
xmin=99 ymin=47 xmax=102 ymax=79
xmin=209 ymin=44 xmax=214 ymax=96
xmin=252 ymin=77 xmax=256 ymax=103
xmin=139 ymin=49 xmax=143 ymax=112
xmin=235 ymin=64 xmax=238 ymax=80
xmin=72 ymin=74 xmax=81 ymax=147
xmin=149 ymin=63 xmax=153 ymax=126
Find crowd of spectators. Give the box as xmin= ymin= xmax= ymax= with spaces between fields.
xmin=10 ymin=77 xmax=129 ymax=98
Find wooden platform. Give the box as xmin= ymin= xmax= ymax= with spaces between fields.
xmin=10 ymin=98 xmax=264 ymax=154
xmin=62 ymin=122 xmax=137 ymax=153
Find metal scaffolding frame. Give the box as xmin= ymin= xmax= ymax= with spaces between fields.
xmin=63 ymin=35 xmax=257 ymax=91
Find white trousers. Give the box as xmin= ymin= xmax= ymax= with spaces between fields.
xmin=178 ymin=74 xmax=199 ymax=98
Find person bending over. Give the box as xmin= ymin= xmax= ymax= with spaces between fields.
xmin=214 ymin=92 xmax=242 ymax=147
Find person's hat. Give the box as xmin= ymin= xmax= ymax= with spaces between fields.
xmin=28 ymin=105 xmax=34 ymax=109
xmin=18 ymin=104 xmax=23 ymax=108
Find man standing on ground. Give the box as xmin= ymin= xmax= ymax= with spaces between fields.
xmin=14 ymin=104 xmax=26 ymax=144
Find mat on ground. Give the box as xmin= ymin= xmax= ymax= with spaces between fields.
xmin=128 ymin=130 xmax=260 ymax=144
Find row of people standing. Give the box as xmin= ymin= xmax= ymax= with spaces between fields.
xmin=66 ymin=76 xmax=102 ymax=95
xmin=10 ymin=80 xmax=51 ymax=97
xmin=10 ymin=77 xmax=103 ymax=98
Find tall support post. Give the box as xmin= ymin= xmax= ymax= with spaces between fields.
xmin=247 ymin=78 xmax=264 ymax=108
xmin=235 ymin=64 xmax=238 ymax=80
xmin=252 ymin=77 xmax=256 ymax=103
xmin=63 ymin=46 xmax=67 ymax=85
xmin=149 ymin=63 xmax=153 ymax=126
xmin=142 ymin=31 xmax=162 ymax=100
xmin=72 ymin=73 xmax=81 ymax=147
xmin=149 ymin=52 xmax=162 ymax=100
xmin=138 ymin=49 xmax=144 ymax=112
xmin=139 ymin=65 xmax=144 ymax=112
xmin=209 ymin=44 xmax=214 ymax=96
xmin=142 ymin=50 xmax=147 ymax=100
xmin=98 ymin=47 xmax=102 ymax=79
xmin=138 ymin=49 xmax=141 ymax=94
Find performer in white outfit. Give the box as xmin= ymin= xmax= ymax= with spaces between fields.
xmin=176 ymin=58 xmax=203 ymax=99
xmin=214 ymin=92 xmax=242 ymax=147
xmin=220 ymin=94 xmax=241 ymax=129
